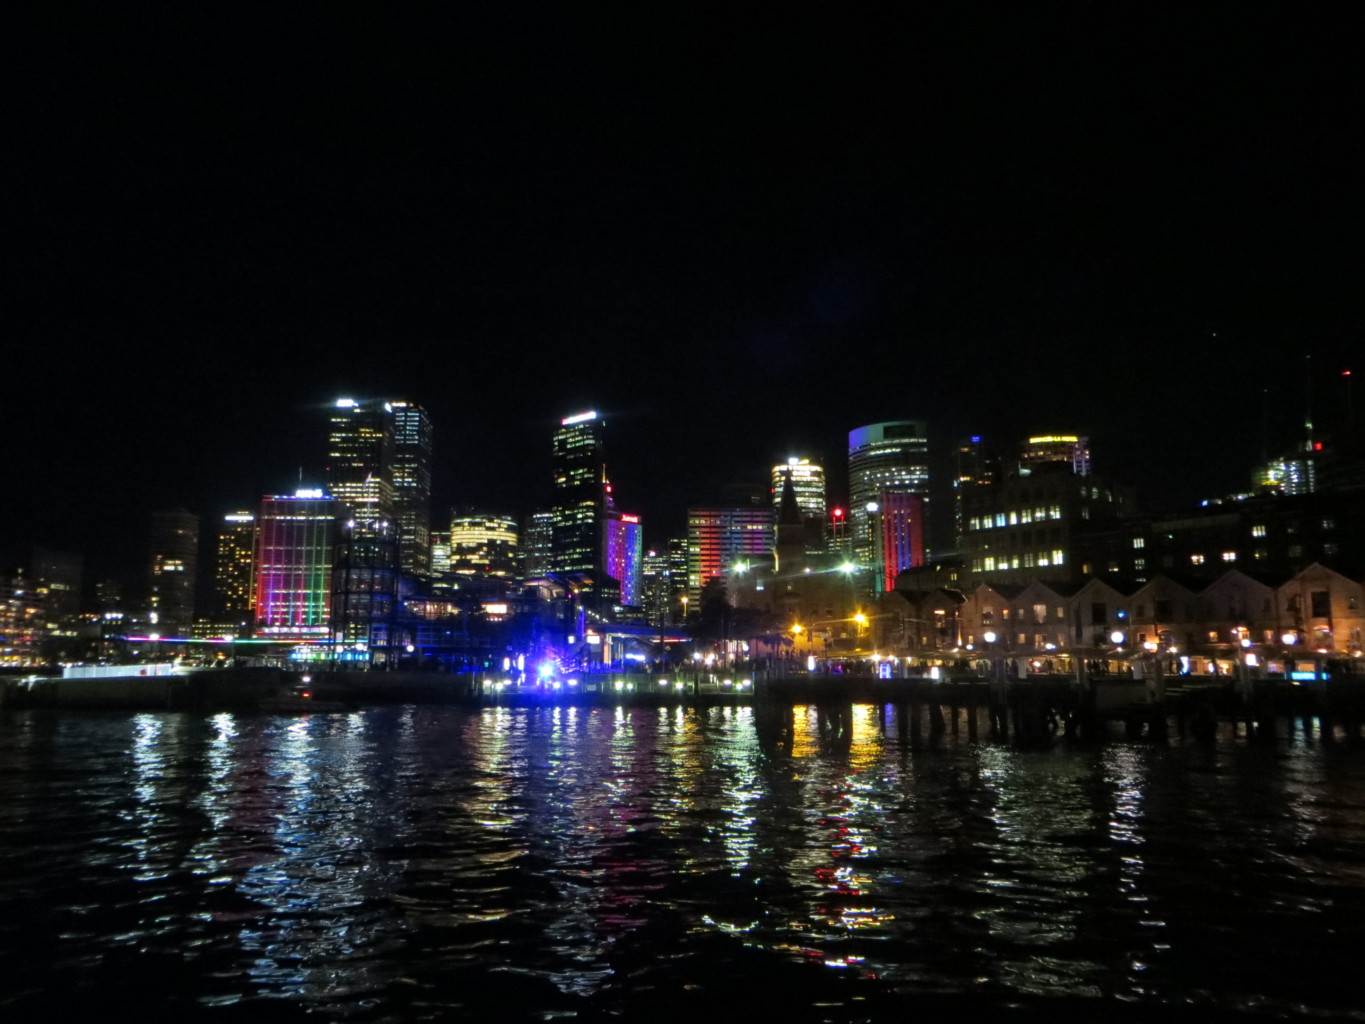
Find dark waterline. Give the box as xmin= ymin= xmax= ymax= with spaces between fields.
xmin=3 ymin=705 xmax=1365 ymax=1023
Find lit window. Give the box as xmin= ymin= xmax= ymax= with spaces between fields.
xmin=1132 ymin=537 xmax=1145 ymax=549
xmin=1135 ymin=558 xmax=1146 ymax=571
xmin=1251 ymin=524 xmax=1266 ymax=538
xmin=1052 ymin=549 xmax=1065 ymax=565
xmin=1222 ymin=551 xmax=1237 ymax=562
xmin=1191 ymin=554 xmax=1205 ymax=565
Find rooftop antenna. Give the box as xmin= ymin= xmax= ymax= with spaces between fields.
xmin=1260 ymin=388 xmax=1270 ymax=464
xmin=1304 ymin=353 xmax=1315 ymax=452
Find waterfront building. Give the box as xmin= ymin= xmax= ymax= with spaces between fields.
xmin=959 ymin=462 xmax=1131 ymax=585
xmin=686 ymin=505 xmax=774 ymax=599
xmin=1020 ymin=434 xmax=1091 ymax=476
xmin=253 ymin=490 xmax=344 ymax=640
xmin=848 ymin=421 xmax=930 ymax=567
xmin=147 ymin=509 xmax=198 ymax=640
xmin=449 ymin=510 xmax=520 ymax=576
xmin=1098 ymin=488 xmax=1365 ymax=583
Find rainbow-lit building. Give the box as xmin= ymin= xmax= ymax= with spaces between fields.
xmin=605 ymin=511 xmax=644 ymax=606
xmin=686 ymin=505 xmax=774 ymax=599
xmin=869 ymin=491 xmax=926 ymax=592
xmin=253 ymin=490 xmax=344 ymax=639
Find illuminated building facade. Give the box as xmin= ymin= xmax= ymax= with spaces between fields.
xmin=1020 ymin=435 xmax=1091 ymax=476
xmin=606 ymin=511 xmax=643 ymax=606
xmin=551 ymin=411 xmax=614 ymax=597
xmin=449 ymin=510 xmax=520 ymax=576
xmin=869 ymin=492 xmax=926 ymax=592
xmin=147 ymin=509 xmax=198 ymax=639
xmin=389 ymin=401 xmax=433 ymax=575
xmin=254 ymin=490 xmax=344 ymax=639
xmin=848 ymin=421 xmax=929 ymax=566
xmin=686 ymin=506 xmax=774 ymax=599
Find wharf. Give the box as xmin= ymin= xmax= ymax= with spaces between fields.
xmin=5 ymin=668 xmax=1364 ymax=745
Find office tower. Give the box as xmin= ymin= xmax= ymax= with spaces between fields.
xmin=327 ymin=398 xmax=395 ymax=529
xmin=1020 ymin=435 xmax=1091 ymax=476
xmin=772 ymin=456 xmax=828 ymax=553
xmin=847 ymin=421 xmax=929 ymax=565
xmin=522 ymin=511 xmax=554 ymax=578
xmin=953 ymin=436 xmax=1004 ymax=540
xmin=214 ymin=512 xmax=257 ymax=620
xmin=327 ymin=398 xmax=433 ymax=576
xmin=449 ymin=510 xmax=520 ymax=576
xmin=551 ymin=411 xmax=614 ymax=596
xmin=389 ymin=401 xmax=433 ymax=575
xmin=686 ymin=506 xmax=774 ymax=599
xmin=771 ymin=457 xmax=826 ymax=520
xmin=254 ymin=490 xmax=344 ymax=639
xmin=868 ymin=492 xmax=926 ymax=592
xmin=147 ymin=509 xmax=198 ymax=639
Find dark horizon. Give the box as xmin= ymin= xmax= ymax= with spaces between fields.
xmin=7 ymin=6 xmax=1364 ymax=586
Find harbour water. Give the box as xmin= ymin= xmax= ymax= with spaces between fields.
xmin=3 ymin=704 xmax=1364 ymax=1022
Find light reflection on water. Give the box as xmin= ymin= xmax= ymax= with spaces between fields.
xmin=3 ymin=705 xmax=1365 ymax=1021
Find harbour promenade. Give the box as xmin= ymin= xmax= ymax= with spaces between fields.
xmin=6 ymin=664 xmax=1365 ymax=744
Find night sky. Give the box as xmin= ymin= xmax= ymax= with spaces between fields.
xmin=8 ymin=4 xmax=1363 ymax=584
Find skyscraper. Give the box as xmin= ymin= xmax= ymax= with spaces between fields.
xmin=254 ymin=490 xmax=343 ymax=639
xmin=771 ymin=456 xmax=828 ymax=553
xmin=327 ymin=398 xmax=395 ymax=529
xmin=147 ymin=509 xmax=198 ymax=639
xmin=551 ymin=411 xmax=613 ymax=596
xmin=522 ymin=511 xmax=555 ymax=578
xmin=389 ymin=401 xmax=433 ymax=575
xmin=770 ymin=457 xmax=827 ymax=521
xmin=847 ymin=421 xmax=930 ymax=566
xmin=214 ymin=511 xmax=257 ymax=628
